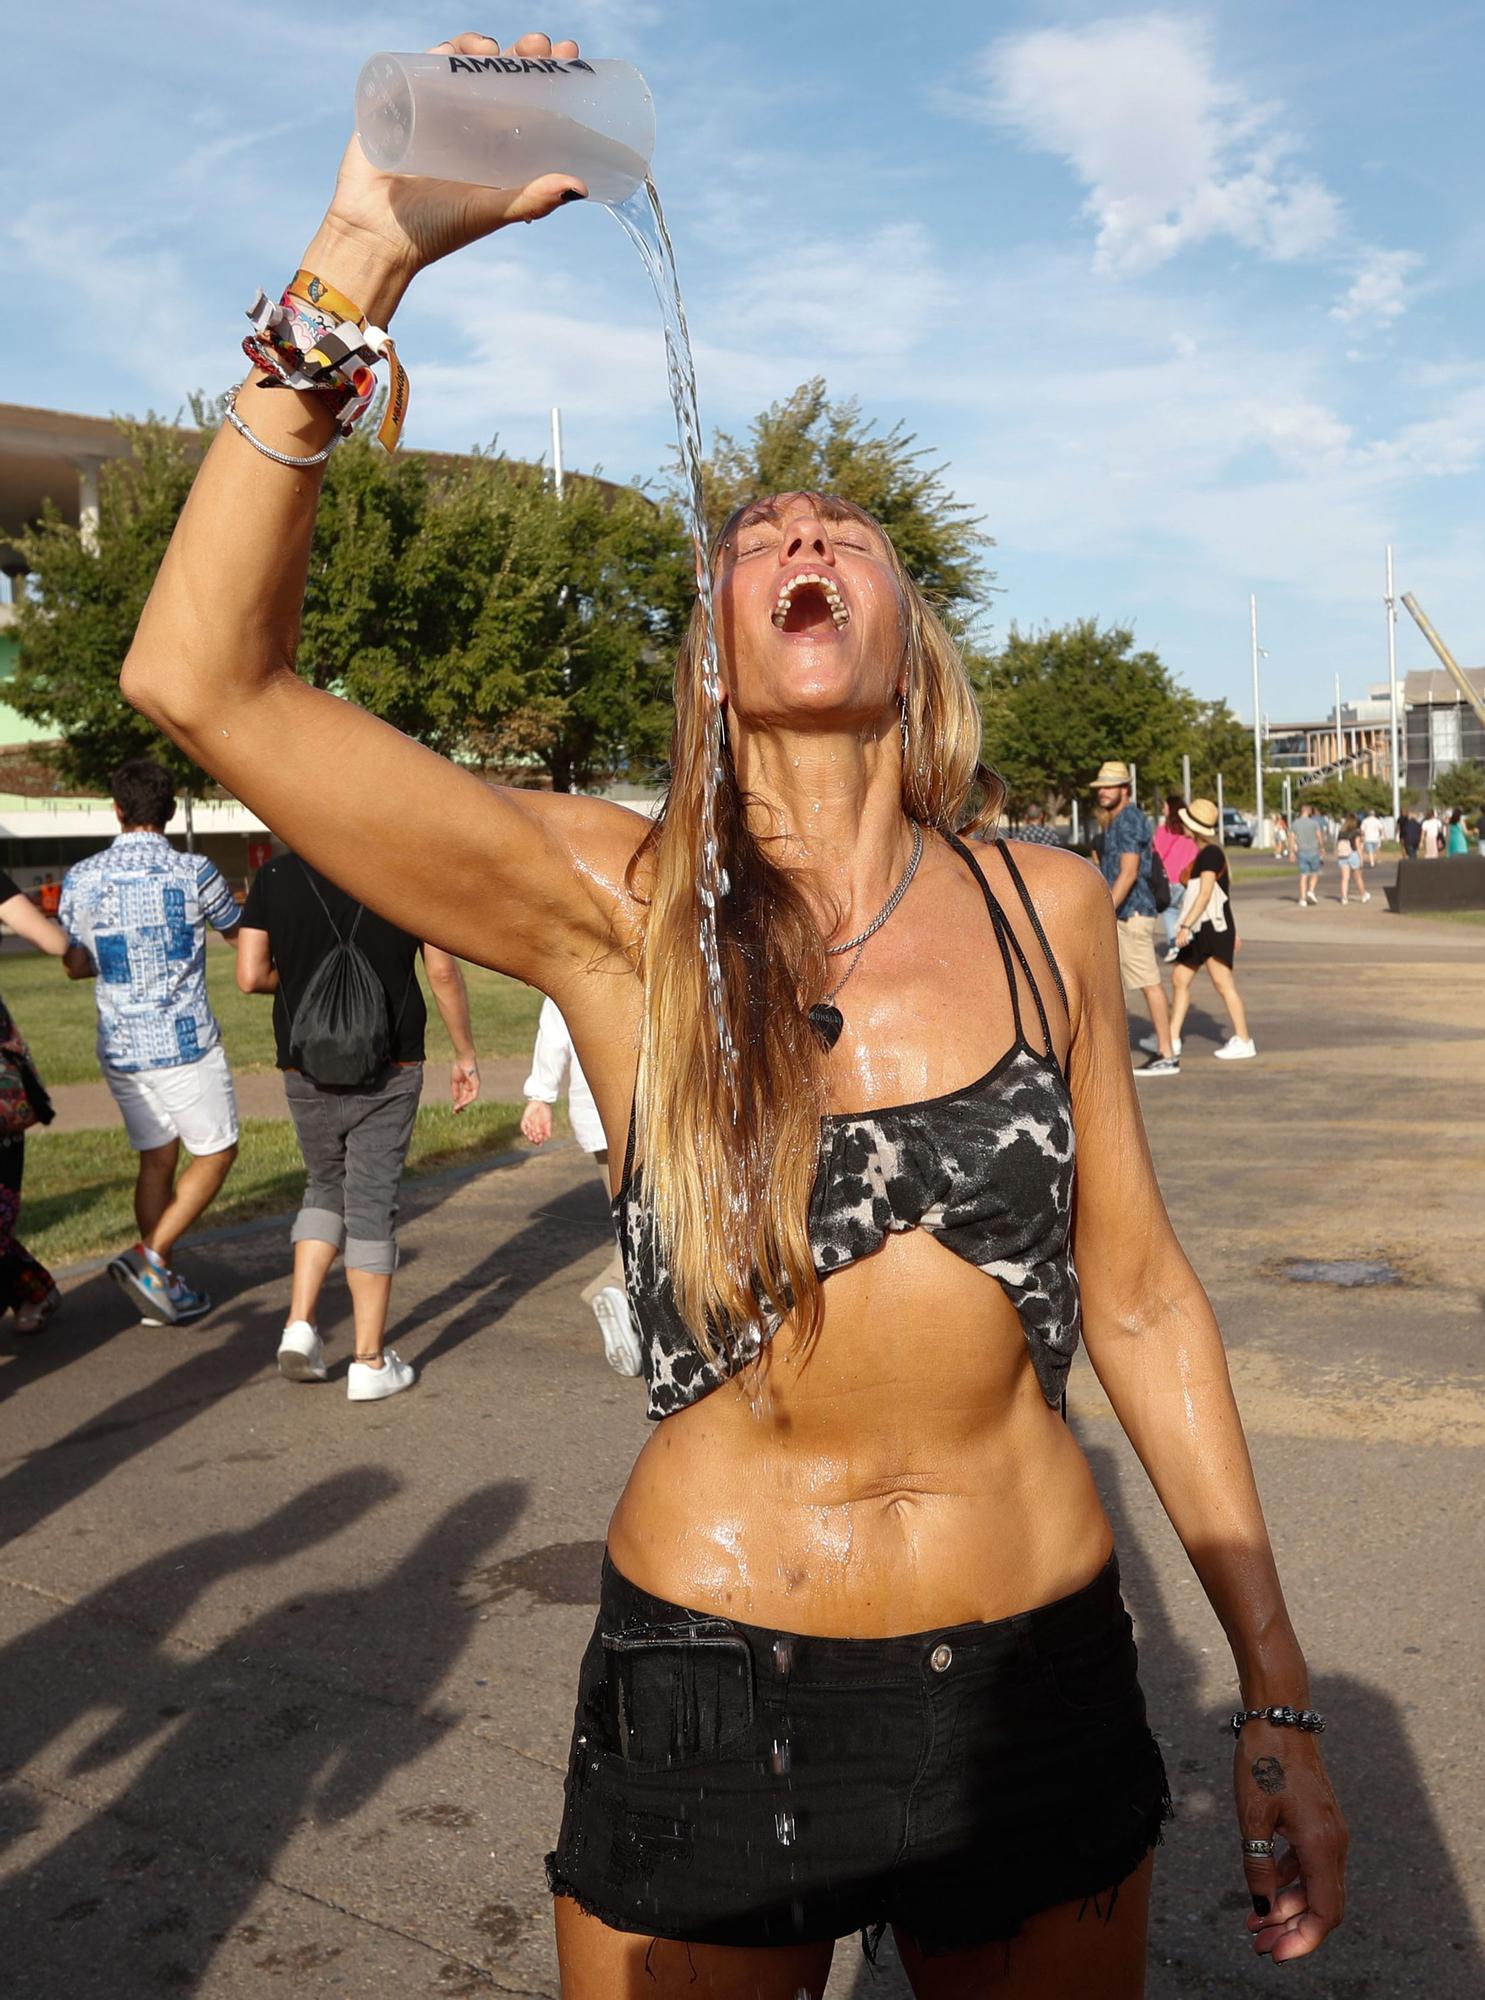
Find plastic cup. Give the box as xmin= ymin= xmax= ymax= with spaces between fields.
xmin=355 ymin=52 xmax=655 ymax=206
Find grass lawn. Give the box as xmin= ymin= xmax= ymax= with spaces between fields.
xmin=20 ymin=1100 xmax=528 ymax=1270
xmin=0 ymin=948 xmax=544 ymax=1087
xmin=1400 ymin=907 xmax=1485 ymax=927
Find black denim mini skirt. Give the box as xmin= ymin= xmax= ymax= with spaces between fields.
xmin=546 ymin=1550 xmax=1172 ymax=1955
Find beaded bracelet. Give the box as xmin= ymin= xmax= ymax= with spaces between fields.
xmin=1228 ymin=1706 xmax=1327 ymax=1738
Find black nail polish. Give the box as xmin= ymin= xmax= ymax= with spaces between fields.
xmin=1251 ymin=1894 xmax=1271 ymax=1917
xmin=559 ymin=188 xmax=586 ymax=205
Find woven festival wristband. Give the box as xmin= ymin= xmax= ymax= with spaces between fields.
xmin=240 ymin=269 xmax=410 ymax=452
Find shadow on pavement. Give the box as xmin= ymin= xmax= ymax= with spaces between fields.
xmin=399 ymin=1177 xmax=614 ymax=1375
xmin=839 ymin=1444 xmax=1481 ymax=1997
xmin=1084 ymin=1441 xmax=1482 ymax=1998
xmin=0 ymin=1159 xmax=603 ymax=1554
xmin=1 ymin=1477 xmax=528 ymax=1995
xmin=0 ymin=1283 xmax=290 ymax=1554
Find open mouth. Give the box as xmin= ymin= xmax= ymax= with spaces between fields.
xmin=771 ymin=570 xmax=850 ymax=634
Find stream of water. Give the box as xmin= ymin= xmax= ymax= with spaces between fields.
xmin=610 ymin=179 xmax=736 ymax=1075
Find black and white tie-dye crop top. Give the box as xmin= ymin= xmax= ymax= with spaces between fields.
xmin=614 ymin=835 xmax=1081 ymax=1421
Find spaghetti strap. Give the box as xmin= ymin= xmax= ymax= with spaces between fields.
xmin=993 ymin=840 xmax=1071 ymax=1021
xmin=947 ymin=834 xmax=1059 ymax=1055
xmin=990 ymin=900 xmax=1055 ymax=1057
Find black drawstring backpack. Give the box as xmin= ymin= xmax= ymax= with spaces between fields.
xmin=287 ymin=864 xmax=413 ymax=1087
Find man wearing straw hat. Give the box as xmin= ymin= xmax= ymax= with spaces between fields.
xmin=1094 ymin=760 xmax=1179 ymax=1076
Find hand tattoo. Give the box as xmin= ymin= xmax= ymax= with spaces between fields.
xmin=1251 ymin=1755 xmax=1287 ymax=1796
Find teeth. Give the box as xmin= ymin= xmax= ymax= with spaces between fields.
xmin=771 ymin=571 xmax=851 ymax=629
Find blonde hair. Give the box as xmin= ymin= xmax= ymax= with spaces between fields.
xmin=629 ymin=495 xmax=1003 ymax=1361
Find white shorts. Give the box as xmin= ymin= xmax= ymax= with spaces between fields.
xmin=104 ymin=1044 xmax=240 ymax=1156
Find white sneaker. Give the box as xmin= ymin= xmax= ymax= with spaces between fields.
xmin=1361 ymin=891 xmax=1372 ymax=903
xmin=1139 ymin=1033 xmax=1182 ymax=1056
xmin=277 ymin=1319 xmax=327 ymax=1383
xmin=1305 ymin=891 xmax=1318 ymax=905
xmin=347 ymin=1349 xmax=416 ymax=1401
xmin=592 ymin=1286 xmax=643 ymax=1378
xmin=1213 ymin=1037 xmax=1257 ymax=1060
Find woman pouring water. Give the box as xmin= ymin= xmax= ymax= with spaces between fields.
xmin=120 ymin=29 xmax=1345 ymax=1996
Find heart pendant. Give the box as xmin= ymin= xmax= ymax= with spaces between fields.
xmin=808 ymin=1003 xmax=844 ymax=1051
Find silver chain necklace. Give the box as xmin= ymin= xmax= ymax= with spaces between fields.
xmin=809 ymin=822 xmax=925 ymax=1050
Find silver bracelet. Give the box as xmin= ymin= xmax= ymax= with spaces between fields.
xmin=1228 ymin=1705 xmax=1326 ymax=1737
xmin=222 ymin=384 xmax=341 ymax=469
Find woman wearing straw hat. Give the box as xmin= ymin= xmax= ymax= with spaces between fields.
xmin=1169 ymin=800 xmax=1256 ymax=1061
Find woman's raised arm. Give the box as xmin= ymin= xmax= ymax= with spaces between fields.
xmin=122 ymin=30 xmax=642 ymax=991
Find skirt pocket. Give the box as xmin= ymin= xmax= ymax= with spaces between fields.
xmin=601 ymin=1624 xmax=756 ymax=1770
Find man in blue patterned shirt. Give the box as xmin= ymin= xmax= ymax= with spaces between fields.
xmin=61 ymin=761 xmax=242 ymax=1324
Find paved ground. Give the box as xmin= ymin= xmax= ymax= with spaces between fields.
xmin=1 ymin=861 xmax=1482 ymax=1997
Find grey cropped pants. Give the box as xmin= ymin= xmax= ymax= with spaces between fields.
xmin=282 ymin=1063 xmax=423 ymax=1275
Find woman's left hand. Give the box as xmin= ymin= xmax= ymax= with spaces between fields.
xmin=1236 ymin=1726 xmax=1348 ymax=1960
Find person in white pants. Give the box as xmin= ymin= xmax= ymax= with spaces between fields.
xmin=521 ymin=997 xmax=641 ymax=1378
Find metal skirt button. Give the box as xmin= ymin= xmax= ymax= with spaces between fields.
xmin=930 ymin=1643 xmax=953 ymax=1673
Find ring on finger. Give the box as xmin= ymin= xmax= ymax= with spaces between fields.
xmin=1242 ymin=1837 xmax=1276 ymax=1857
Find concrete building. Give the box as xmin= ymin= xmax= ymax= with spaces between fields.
xmin=1264 ymin=669 xmax=1485 ymax=799
xmin=1263 ymin=703 xmax=1396 ymax=786
xmin=1401 ymin=666 xmax=1485 ymax=797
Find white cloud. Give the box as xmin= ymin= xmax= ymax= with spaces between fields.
xmin=1331 ymin=246 xmax=1423 ymax=324
xmin=978 ymin=13 xmax=1340 ymax=275
xmin=713 ymin=223 xmax=950 ymax=363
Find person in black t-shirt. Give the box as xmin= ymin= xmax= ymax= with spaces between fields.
xmin=1167 ymin=801 xmax=1256 ymax=1061
xmin=238 ymin=852 xmax=480 ymax=1402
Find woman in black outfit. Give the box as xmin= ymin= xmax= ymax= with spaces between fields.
xmin=116 ymin=30 xmax=1344 ymax=1993
xmin=1168 ymin=801 xmax=1256 ymax=1062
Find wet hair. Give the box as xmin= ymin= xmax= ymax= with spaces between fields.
xmin=627 ymin=492 xmax=1004 ymax=1361
xmin=111 ymin=759 xmax=175 ymax=830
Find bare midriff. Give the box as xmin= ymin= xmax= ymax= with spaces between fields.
xmin=607 ymin=1225 xmax=1113 ymax=1639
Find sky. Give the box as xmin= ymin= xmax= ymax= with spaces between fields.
xmin=4 ymin=1 xmax=1482 ymax=725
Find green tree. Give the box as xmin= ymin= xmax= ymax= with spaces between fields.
xmin=1300 ymin=773 xmax=1391 ymax=817
xmin=980 ymin=620 xmax=1192 ymax=812
xmin=1433 ymin=758 xmax=1485 ymax=815
xmin=303 ymin=438 xmax=692 ymax=790
xmin=1184 ymin=699 xmax=1259 ymax=805
xmin=12 ymin=411 xmax=693 ymax=797
xmin=11 ymin=417 xmax=208 ymax=790
xmin=695 ymin=378 xmax=993 ymax=621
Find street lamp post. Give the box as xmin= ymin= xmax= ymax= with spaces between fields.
xmin=1335 ymin=672 xmax=1344 ymax=775
xmin=1385 ymin=546 xmax=1401 ymax=823
xmin=1250 ymin=594 xmax=1265 ymax=845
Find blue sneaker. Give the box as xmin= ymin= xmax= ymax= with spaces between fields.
xmin=107 ymin=1245 xmax=178 ymax=1325
xmin=160 ymin=1270 xmax=213 ymax=1324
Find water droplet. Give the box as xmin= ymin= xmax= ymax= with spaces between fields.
xmin=774 ymin=1809 xmax=796 ymax=1846
xmin=772 ymin=1637 xmax=793 ymax=1674
xmin=770 ymin=1737 xmax=792 ymax=1775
